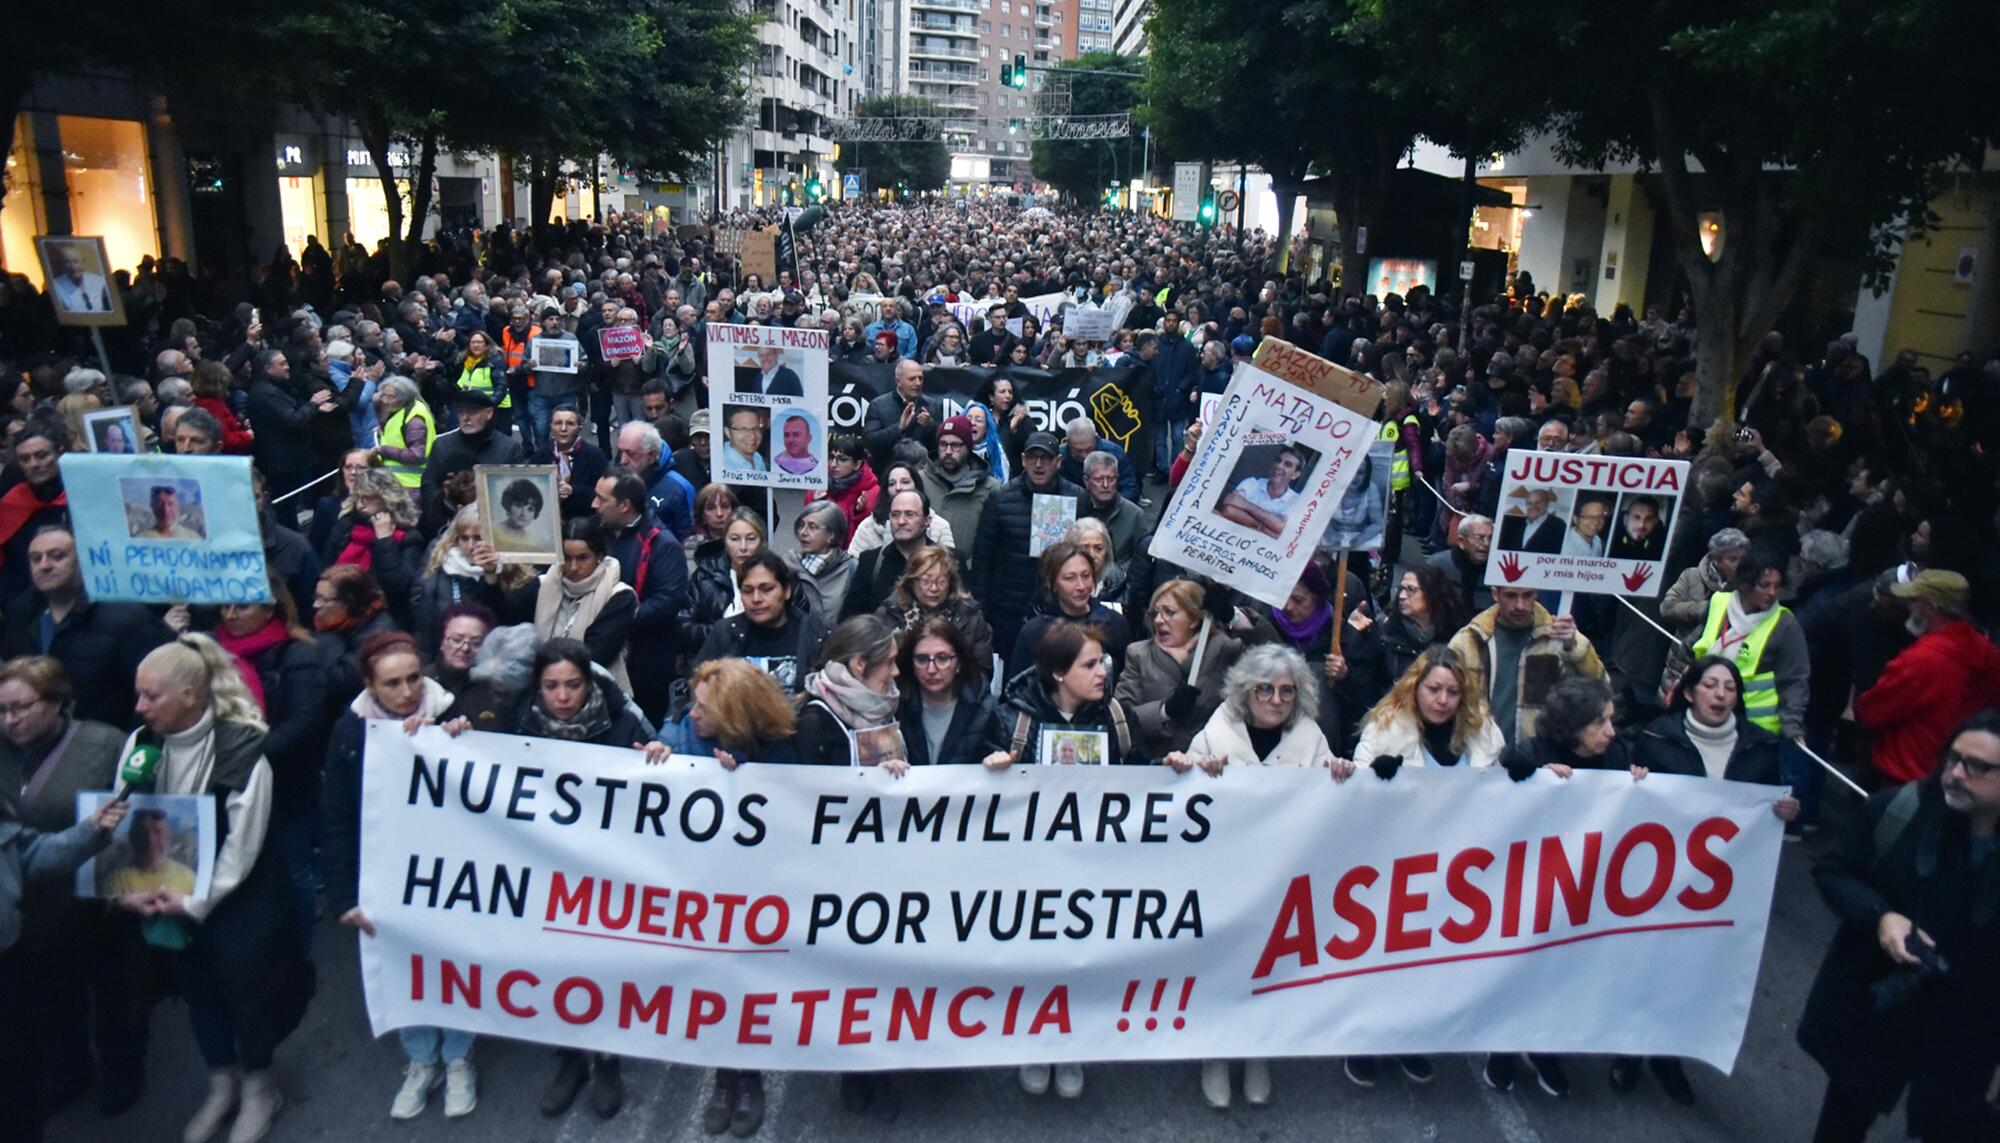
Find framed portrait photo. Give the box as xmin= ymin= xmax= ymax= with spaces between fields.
xmin=83 ymin=405 xmax=143 ymax=455
xmin=1039 ymin=728 xmax=1108 ymax=767
xmin=529 ymin=336 xmax=581 ymax=374
xmin=75 ymin=791 xmax=216 ymax=901
xmin=36 ymin=235 xmax=127 ymax=327
xmin=476 ymin=465 xmax=561 ymax=564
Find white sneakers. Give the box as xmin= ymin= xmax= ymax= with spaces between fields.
xmin=184 ymin=1069 xmax=238 ymax=1143
xmin=1019 ymin=1064 xmax=1084 ymax=1098
xmin=1201 ymin=1059 xmax=1272 ymax=1109
xmin=392 ymin=1058 xmax=477 ymax=1119
xmin=443 ymin=1059 xmax=478 ymax=1117
xmin=1201 ymin=1060 xmax=1232 ymax=1109
xmin=391 ymin=1063 xmax=439 ymax=1120
xmin=228 ymin=1070 xmax=283 ymax=1143
xmin=1242 ymin=1059 xmax=1271 ymax=1106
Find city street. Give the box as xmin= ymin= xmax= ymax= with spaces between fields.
xmin=48 ymin=833 xmax=1898 ymax=1142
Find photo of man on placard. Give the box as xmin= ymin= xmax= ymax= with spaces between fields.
xmin=734 ymin=345 xmax=805 ymax=397
xmin=1499 ymin=487 xmax=1568 ymax=554
xmin=36 ymin=235 xmax=126 ymax=326
xmin=1215 ymin=438 xmax=1317 ymax=539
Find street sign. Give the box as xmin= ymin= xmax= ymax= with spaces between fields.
xmin=843 ymin=172 xmax=862 ymax=199
xmin=1172 ymin=162 xmax=1203 ymax=223
xmin=1217 ymin=189 xmax=1240 ymax=213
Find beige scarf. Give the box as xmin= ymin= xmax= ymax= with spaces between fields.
xmin=533 ymin=556 xmax=633 ymax=692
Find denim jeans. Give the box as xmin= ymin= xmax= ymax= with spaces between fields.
xmin=1152 ymin=416 xmax=1188 ymax=476
xmin=527 ymin=392 xmax=575 ymax=456
xmin=400 ymin=1025 xmax=475 ymax=1065
xmin=509 ymin=376 xmax=539 ymax=454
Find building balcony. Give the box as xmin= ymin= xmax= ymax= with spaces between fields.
xmin=908 ymin=66 xmax=977 ymax=83
xmin=910 ymin=42 xmax=978 ymax=61
xmin=912 ymin=0 xmax=979 ymax=11
xmin=914 ymin=17 xmax=977 ymax=35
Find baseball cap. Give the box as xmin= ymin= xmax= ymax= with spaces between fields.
xmin=1022 ymin=432 xmax=1060 ymax=457
xmin=938 ymin=415 xmax=976 ymax=446
xmin=689 ymin=409 xmax=712 ymax=436
xmin=1890 ymin=568 xmax=1969 ymax=608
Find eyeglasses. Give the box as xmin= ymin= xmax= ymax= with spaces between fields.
xmin=913 ymin=653 xmax=958 ymax=669
xmin=916 ymin=575 xmax=950 ymax=589
xmin=1946 ymin=749 xmax=2000 ymax=779
xmin=443 ymin=635 xmax=486 ymax=652
xmin=1252 ymin=683 xmax=1298 ymax=702
xmin=0 ymin=697 xmax=47 ymax=720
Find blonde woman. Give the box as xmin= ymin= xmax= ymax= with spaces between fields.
xmin=1352 ymin=646 xmax=1505 ymax=770
xmin=877 ymin=546 xmax=994 ymax=683
xmin=413 ymin=505 xmax=531 ymax=658
xmin=318 ymin=467 xmax=424 ymax=628
xmin=118 ymin=635 xmax=312 ymax=1143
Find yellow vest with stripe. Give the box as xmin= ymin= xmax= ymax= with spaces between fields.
xmin=1690 ymin=591 xmax=1788 ymax=734
xmin=381 ymin=399 xmax=435 ymax=488
xmin=457 ymin=357 xmax=510 ymax=409
xmin=1378 ymin=416 xmax=1416 ymax=491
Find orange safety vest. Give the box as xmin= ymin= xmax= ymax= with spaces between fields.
xmin=502 ymin=326 xmax=535 ymax=389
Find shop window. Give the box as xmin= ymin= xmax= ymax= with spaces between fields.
xmin=2 ymin=117 xmax=46 ymax=286
xmin=57 ymin=115 xmax=160 ymax=275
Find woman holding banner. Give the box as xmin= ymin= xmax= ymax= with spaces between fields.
xmin=1615 ymin=655 xmax=1799 ymax=1104
xmin=119 ymin=635 xmax=312 ymax=1143
xmin=648 ymin=657 xmax=797 ymax=765
xmin=322 ymin=633 xmax=476 ymax=1121
xmin=1353 ymin=647 xmax=1505 ymax=771
xmin=1165 ymin=643 xmax=1354 ymax=1108
xmin=438 ymin=638 xmax=650 ymax=1123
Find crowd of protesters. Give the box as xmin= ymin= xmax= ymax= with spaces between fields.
xmin=1 ymin=196 xmax=1998 ymax=1143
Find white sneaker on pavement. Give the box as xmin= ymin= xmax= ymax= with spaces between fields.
xmin=1018 ymin=1064 xmax=1051 ymax=1095
xmin=1200 ymin=1060 xmax=1231 ymax=1109
xmin=391 ymin=1062 xmax=438 ymax=1120
xmin=183 ymin=1069 xmax=239 ymax=1143
xmin=1054 ymin=1064 xmax=1085 ymax=1099
xmin=443 ymin=1059 xmax=478 ymax=1117
xmin=1243 ymin=1058 xmax=1272 ymax=1105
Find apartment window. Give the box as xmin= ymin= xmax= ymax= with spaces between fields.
xmin=980 ymin=20 xmax=990 ymax=32
xmin=981 ymin=45 xmax=989 ymax=57
xmin=1000 ymin=24 xmax=1009 ymax=36
xmin=1001 ymin=0 xmax=1010 ymax=11
xmin=1015 ymin=141 xmax=1026 ymax=154
xmin=980 ymin=67 xmax=989 ymax=80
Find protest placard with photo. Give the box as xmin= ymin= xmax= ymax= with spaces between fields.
xmin=707 ymin=323 xmax=830 ymax=491
xmin=478 ymin=465 xmax=561 ymax=564
xmin=75 ymin=791 xmax=215 ymax=901
xmin=1484 ymin=450 xmax=1689 ymax=597
xmin=82 ymin=406 xmax=142 ymax=454
xmin=1029 ymin=493 xmax=1077 ymax=556
xmin=1039 ymin=728 xmax=1108 ymax=766
xmin=529 ymin=336 xmax=581 ymax=374
xmin=851 ymin=724 xmax=909 ymax=769
xmin=1150 ymin=361 xmax=1380 ymax=608
xmin=1060 ymin=307 xmax=1114 ymax=343
xmin=60 ymin=453 xmax=268 ymax=605
xmin=1319 ymin=439 xmax=1395 ymax=552
xmin=37 ymin=235 xmax=126 ymax=326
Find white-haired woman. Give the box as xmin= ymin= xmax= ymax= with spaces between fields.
xmin=119 ymin=635 xmax=312 ymax=1143
xmin=1164 ymin=643 xmax=1354 ymax=1110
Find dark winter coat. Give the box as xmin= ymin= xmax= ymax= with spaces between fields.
xmin=898 ymin=685 xmax=1009 ymax=767
xmin=1631 ymin=712 xmax=1782 ymax=784
xmin=997 ymin=668 xmax=1149 ymax=767
xmin=694 ymin=607 xmax=829 ymax=697
xmin=1 ymin=594 xmax=173 ymax=729
xmin=678 ymin=540 xmax=739 ymax=660
xmin=318 ymin=515 xmax=426 ymax=629
xmin=971 ymin=474 xmax=1084 ymax=634
xmin=235 ymin=635 xmax=330 ymax=813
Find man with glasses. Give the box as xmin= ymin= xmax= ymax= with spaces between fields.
xmin=1799 ymin=709 xmax=2000 ymax=1142
xmin=720 ymin=408 xmax=770 ymax=476
xmin=919 ymin=416 xmax=995 ymax=567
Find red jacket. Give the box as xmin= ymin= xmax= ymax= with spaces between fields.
xmin=805 ymin=461 xmax=880 ymax=538
xmin=194 ymin=395 xmax=256 ymax=455
xmin=1855 ymin=619 xmax=2000 ymax=783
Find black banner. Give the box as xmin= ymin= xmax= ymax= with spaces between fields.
xmin=829 ymin=363 xmax=1154 ymax=466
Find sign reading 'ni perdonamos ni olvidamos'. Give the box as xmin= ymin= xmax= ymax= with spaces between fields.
xmin=1484 ymin=450 xmax=1690 ymax=597
xmin=357 ymin=726 xmax=1783 ymax=1073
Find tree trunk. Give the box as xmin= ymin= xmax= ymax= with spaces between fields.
xmin=357 ymin=108 xmax=409 ymax=281
xmin=528 ymin=155 xmax=562 ymax=230
xmin=404 ymin=124 xmax=440 ymax=248
xmin=1272 ymin=174 xmax=1305 ymax=275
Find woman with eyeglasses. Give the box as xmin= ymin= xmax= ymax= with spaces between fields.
xmin=876 ymin=546 xmax=994 ymax=685
xmin=425 ymin=603 xmax=496 ymax=697
xmin=1346 ymin=563 xmax=1469 ymax=707
xmin=1115 ymin=579 xmax=1244 ymax=761
xmin=1164 ymin=643 xmax=1353 ymax=1109
xmin=896 ymin=617 xmax=1010 ymax=768
xmin=804 ymin=432 xmax=879 ymax=540
xmin=788 ymin=500 xmax=857 ymax=621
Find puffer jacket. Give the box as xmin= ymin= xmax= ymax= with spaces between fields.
xmin=971 ymin=475 xmax=1085 ymax=626
xmin=678 ymin=539 xmax=739 ymax=659
xmin=898 ymin=684 xmax=1010 ymax=767
xmin=997 ymin=668 xmax=1148 ymax=767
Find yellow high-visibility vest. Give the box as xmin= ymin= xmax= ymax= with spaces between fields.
xmin=1691 ymin=592 xmax=1787 ymax=734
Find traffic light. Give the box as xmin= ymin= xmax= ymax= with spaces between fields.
xmin=1198 ymin=191 xmax=1217 ymax=227
xmin=1011 ymin=54 xmax=1027 ymax=88
xmin=783 ymin=179 xmax=800 ymax=205
xmin=1000 ymin=63 xmax=1013 ymax=88
xmin=805 ymin=177 xmax=824 ymax=202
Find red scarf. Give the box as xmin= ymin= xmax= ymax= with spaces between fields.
xmin=0 ymin=482 xmax=66 ymax=553
xmin=337 ymin=522 xmax=403 ymax=570
xmin=212 ymin=618 xmax=290 ymax=712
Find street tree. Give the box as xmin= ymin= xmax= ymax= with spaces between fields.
xmin=1143 ymin=0 xmax=1420 ymax=282
xmin=1361 ymin=0 xmax=2000 ymax=427
xmin=836 ymin=96 xmax=951 ymax=197
xmin=1028 ymin=53 xmax=1144 ymax=204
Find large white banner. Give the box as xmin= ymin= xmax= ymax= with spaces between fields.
xmin=706 ymin=323 xmax=831 ymax=491
xmin=1485 ymin=450 xmax=1690 ymax=597
xmin=358 ymin=726 xmax=1784 ymax=1072
xmin=1149 ymin=361 xmax=1379 ymax=608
